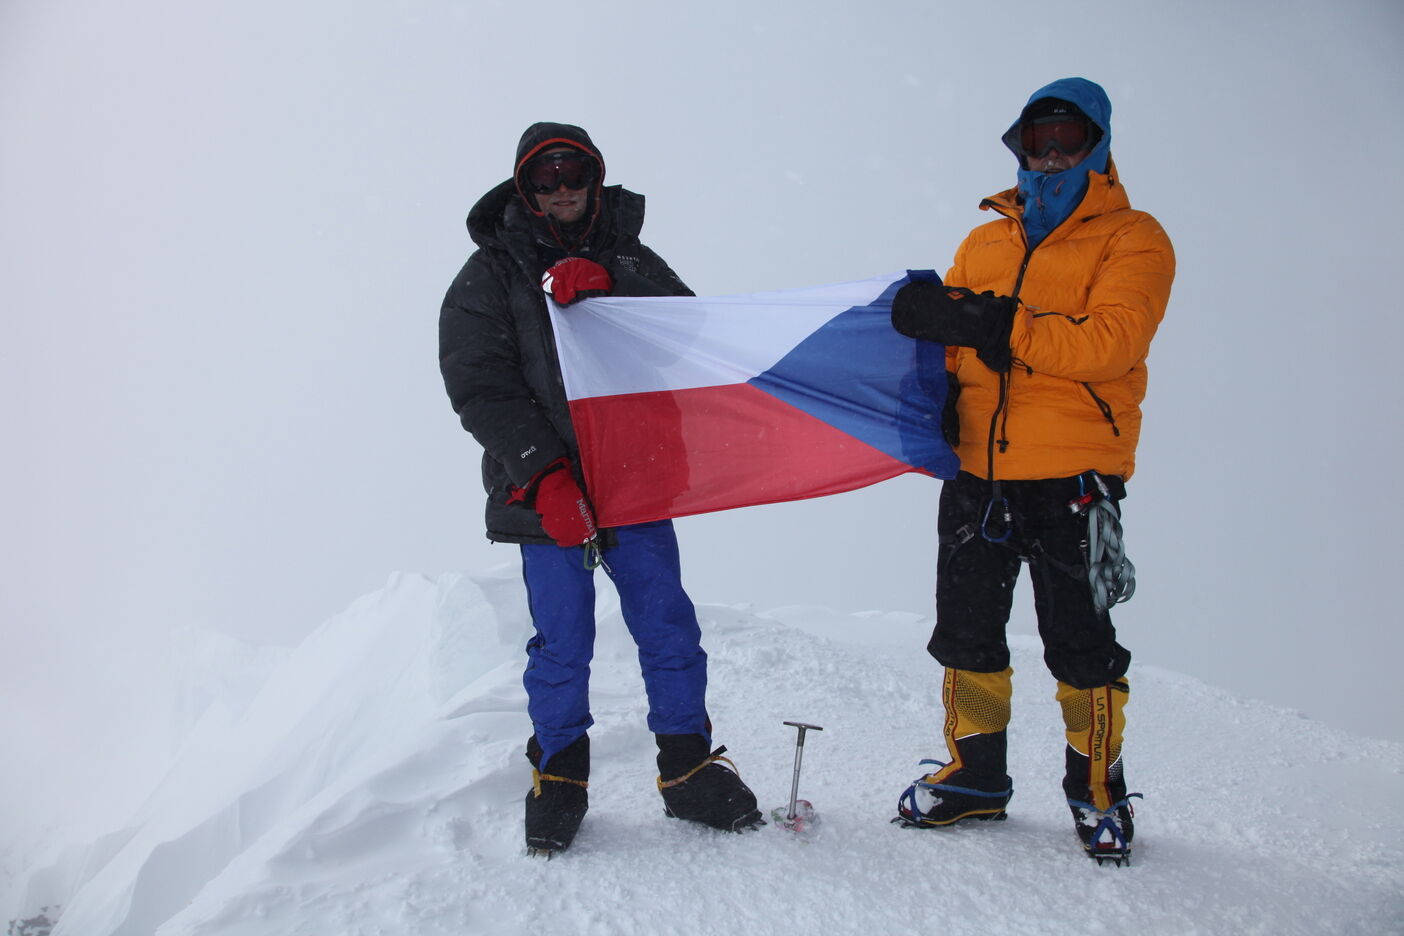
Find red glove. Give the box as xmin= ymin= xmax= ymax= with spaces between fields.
xmin=513 ymin=461 xmax=596 ymax=546
xmin=541 ymin=258 xmax=612 ymax=306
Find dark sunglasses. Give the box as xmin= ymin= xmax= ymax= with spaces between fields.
xmin=525 ymin=151 xmax=598 ymax=194
xmin=1018 ymin=115 xmax=1094 ymax=158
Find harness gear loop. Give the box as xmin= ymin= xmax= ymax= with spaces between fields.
xmin=948 ymin=522 xmax=977 ymax=545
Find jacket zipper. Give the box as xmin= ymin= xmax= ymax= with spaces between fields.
xmin=984 ymin=243 xmax=1035 ymax=481
xmin=1081 ymin=382 xmax=1121 ymax=436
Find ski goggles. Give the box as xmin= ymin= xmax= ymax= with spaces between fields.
xmin=524 ymin=150 xmax=598 ymax=194
xmin=1017 ymin=115 xmax=1094 ymax=158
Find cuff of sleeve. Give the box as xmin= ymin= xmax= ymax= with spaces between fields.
xmin=506 ymin=457 xmax=570 ymax=504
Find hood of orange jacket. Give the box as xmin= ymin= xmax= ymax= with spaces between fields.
xmin=1004 ymin=77 xmax=1113 ymax=247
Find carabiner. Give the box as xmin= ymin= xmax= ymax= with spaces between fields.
xmin=981 ymin=496 xmax=1013 ymax=544
xmin=582 ymin=537 xmax=609 ymax=573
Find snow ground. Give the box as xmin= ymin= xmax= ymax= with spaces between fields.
xmin=6 ymin=568 xmax=1401 ymax=936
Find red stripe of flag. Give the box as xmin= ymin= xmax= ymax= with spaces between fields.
xmin=570 ymin=383 xmax=919 ymax=527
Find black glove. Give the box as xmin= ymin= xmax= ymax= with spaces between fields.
xmin=941 ymin=370 xmax=961 ymax=447
xmin=892 ymin=282 xmax=1016 ymax=373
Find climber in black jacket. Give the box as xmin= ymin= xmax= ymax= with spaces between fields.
xmin=439 ymin=122 xmax=762 ymax=855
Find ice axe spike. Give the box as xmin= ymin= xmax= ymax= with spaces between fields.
xmin=782 ymin=721 xmax=822 ymax=821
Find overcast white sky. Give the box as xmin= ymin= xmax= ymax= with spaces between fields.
xmin=3 ymin=0 xmax=1402 ymax=834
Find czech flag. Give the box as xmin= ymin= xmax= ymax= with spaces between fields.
xmin=549 ymin=270 xmax=959 ymax=528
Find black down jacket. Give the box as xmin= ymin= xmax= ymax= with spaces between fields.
xmin=439 ymin=152 xmax=692 ymax=544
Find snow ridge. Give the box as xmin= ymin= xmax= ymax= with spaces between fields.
xmin=8 ymin=570 xmax=1401 ymax=936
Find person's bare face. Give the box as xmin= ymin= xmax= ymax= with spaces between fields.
xmin=531 ymin=147 xmax=591 ymax=223
xmin=536 ymin=183 xmax=588 ymax=223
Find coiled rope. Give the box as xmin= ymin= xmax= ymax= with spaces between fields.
xmin=1086 ymin=497 xmax=1135 ymax=612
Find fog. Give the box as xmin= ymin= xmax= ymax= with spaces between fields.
xmin=3 ymin=0 xmax=1401 ymax=842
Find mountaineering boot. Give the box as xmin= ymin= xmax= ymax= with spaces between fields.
xmin=656 ymin=733 xmax=764 ymax=832
xmin=1057 ymin=679 xmax=1140 ymax=865
xmin=896 ymin=667 xmax=1014 ymax=827
xmin=895 ymin=749 xmax=1012 ymax=826
xmin=524 ymin=733 xmax=589 ymax=856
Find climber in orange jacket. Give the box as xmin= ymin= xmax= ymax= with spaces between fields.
xmin=890 ymin=77 xmax=1175 ymax=866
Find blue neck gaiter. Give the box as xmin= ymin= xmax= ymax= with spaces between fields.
xmin=1016 ymin=148 xmax=1107 ymax=248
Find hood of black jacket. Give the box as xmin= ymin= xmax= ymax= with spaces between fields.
xmin=512 ymin=122 xmax=606 ymax=202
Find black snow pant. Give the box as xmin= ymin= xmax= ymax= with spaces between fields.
xmin=928 ymin=471 xmax=1132 ymax=689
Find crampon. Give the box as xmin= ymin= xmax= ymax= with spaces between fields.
xmin=892 ymin=759 xmax=1012 ymax=828
xmin=1069 ymin=794 xmax=1142 ymax=867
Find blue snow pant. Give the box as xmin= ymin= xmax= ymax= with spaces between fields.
xmin=520 ymin=520 xmax=709 ymax=771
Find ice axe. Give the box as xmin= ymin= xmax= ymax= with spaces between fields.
xmin=771 ymin=721 xmax=823 ymax=832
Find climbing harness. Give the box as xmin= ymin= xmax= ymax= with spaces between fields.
xmin=948 ymin=472 xmax=1136 ymax=615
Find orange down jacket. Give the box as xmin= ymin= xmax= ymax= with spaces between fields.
xmin=943 ymin=156 xmax=1175 ymax=481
